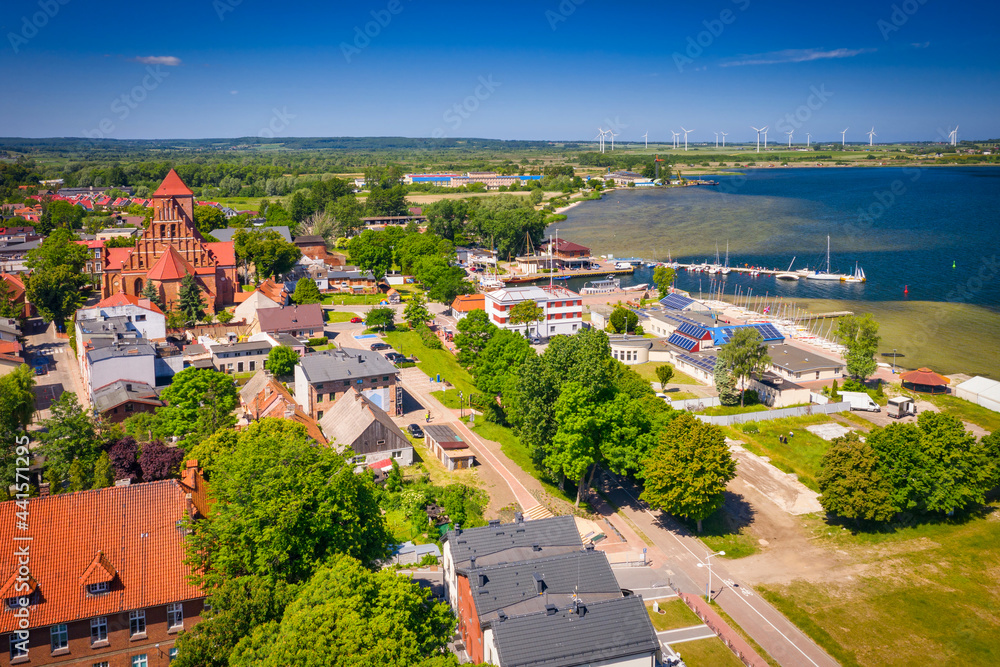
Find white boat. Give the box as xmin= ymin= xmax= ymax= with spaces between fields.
xmin=721 ymin=241 xmax=731 ymax=274
xmin=843 ymin=262 xmax=866 ymax=283
xmin=775 ymin=256 xmax=800 ymax=280
xmin=582 ymin=276 xmax=621 ymax=294
xmin=805 ymin=236 xmax=848 ymax=281
xmin=623 ymin=283 xmax=649 ymax=292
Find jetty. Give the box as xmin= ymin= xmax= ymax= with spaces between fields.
xmin=502 ymin=265 xmax=634 ymax=285
xmin=795 ymin=311 xmax=854 ymax=321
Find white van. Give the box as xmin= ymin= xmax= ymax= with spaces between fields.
xmin=614 ymin=262 xmax=632 ymax=270
xmin=838 ymin=391 xmax=880 ymax=412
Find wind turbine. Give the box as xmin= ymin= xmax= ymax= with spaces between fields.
xmin=608 ymin=130 xmax=618 ymax=151
xmin=720 ymin=131 xmax=728 ymax=147
xmin=671 ymin=130 xmax=680 ymax=149
xmin=806 ymin=132 xmax=811 ymax=147
xmin=681 ymin=127 xmax=693 ymax=151
xmin=867 ymin=126 xmax=876 ymax=147
xmin=714 ymin=132 xmax=719 ymax=148
xmin=786 ymin=130 xmax=793 ymax=148
xmin=642 ymin=131 xmax=648 ymax=149
xmin=949 ymin=125 xmax=958 ymax=146
xmin=763 ymin=127 xmax=769 ymax=150
xmin=595 ymin=128 xmax=607 ymax=153
xmin=751 ymin=126 xmax=765 ymax=152
xmin=841 ymin=127 xmax=849 ymax=147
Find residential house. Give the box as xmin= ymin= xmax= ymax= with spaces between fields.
xmin=76 ymin=293 xmax=166 ymax=343
xmin=77 ymin=239 xmax=105 ymax=280
xmin=293 ymin=235 xmax=346 ymax=267
xmin=209 ymin=339 xmax=272 ymax=375
xmin=232 ymin=288 xmax=282 ymax=326
xmin=238 ymin=370 xmax=326 ymax=444
xmin=423 ymin=424 xmax=475 ymax=471
xmin=748 ymin=372 xmax=811 ymax=408
xmin=248 ymin=331 xmax=306 ymax=356
xmin=451 ymin=294 xmax=485 ymax=320
xmin=293 ymin=347 xmax=401 ymax=419
xmin=0 ymin=274 xmax=28 ymax=318
xmin=256 ymin=277 xmax=289 ymax=305
xmin=0 ymin=227 xmax=38 ymax=245
xmin=255 ymin=304 xmax=324 ymax=338
xmin=92 ymin=379 xmax=164 ymax=422
xmin=0 ymin=319 xmax=20 ymax=343
xmin=0 ymin=340 xmax=25 ymax=376
xmin=765 ymin=343 xmax=845 ymax=383
xmin=0 ymin=470 xmax=208 ymax=666
xmin=325 ymin=269 xmax=381 ymax=294
xmin=84 ymin=342 xmax=157 ymax=403
xmin=0 ymin=240 xmax=40 ymax=273
xmin=318 ymin=389 xmax=413 ymax=470
xmin=454 ymin=547 xmax=659 ymax=667
xmin=484 ymin=286 xmax=583 ymax=338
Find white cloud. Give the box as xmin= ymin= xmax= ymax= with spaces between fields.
xmin=132 ymin=56 xmax=182 ymax=66
xmin=719 ymin=47 xmax=875 ymax=67
xmin=230 ymin=90 xmax=239 ymax=95
xmin=911 ymin=42 xmax=931 ymax=49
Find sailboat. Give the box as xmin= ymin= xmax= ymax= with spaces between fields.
xmin=721 ymin=241 xmax=731 ymax=275
xmin=776 ymin=256 xmax=800 ymax=281
xmin=843 ymin=262 xmax=866 ymax=283
xmin=805 ymin=236 xmax=848 ymax=281
xmin=707 ymin=244 xmax=722 ymax=274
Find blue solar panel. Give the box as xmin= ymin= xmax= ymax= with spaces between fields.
xmin=677 ymin=322 xmax=708 ymax=339
xmin=660 ymin=293 xmax=694 ymax=310
xmin=752 ymin=323 xmax=784 ymax=342
xmin=668 ymin=333 xmax=698 ymax=351
xmin=679 ymin=353 xmax=717 ymax=373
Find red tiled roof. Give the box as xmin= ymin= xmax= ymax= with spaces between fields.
xmin=900 ymin=367 xmax=950 ymax=386
xmin=204 ymin=241 xmax=235 ymax=266
xmin=0 ymin=480 xmax=205 ymax=632
xmin=77 ymin=239 xmax=105 ymax=249
xmin=147 ymin=246 xmax=195 ymax=281
xmin=451 ymin=294 xmax=485 ymax=312
xmin=154 ymin=169 xmax=194 ymax=197
xmin=257 ymin=277 xmax=286 ymax=303
xmin=96 ymin=291 xmax=165 ymax=315
xmin=104 ymin=247 xmax=133 ymax=270
xmin=0 ymin=341 xmax=23 ymax=356
xmin=1 ymin=273 xmax=25 ymax=295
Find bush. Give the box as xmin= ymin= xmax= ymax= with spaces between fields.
xmin=307 ymin=337 xmax=329 ymax=347
xmin=415 ymin=323 xmax=442 ymax=349
xmin=740 ymin=423 xmax=760 ymax=435
xmin=470 ymin=392 xmax=505 ymax=424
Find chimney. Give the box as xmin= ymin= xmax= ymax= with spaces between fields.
xmin=532 ymin=543 xmax=541 ymax=552
xmin=454 ymin=525 xmax=462 ymax=536
xmin=515 ymin=511 xmax=523 ymax=523
xmin=469 ymin=555 xmax=476 ymax=569
xmin=533 ymin=572 xmax=544 ymax=595
xmin=181 ymin=460 xmax=200 ymax=489
xmin=39 ymin=482 xmax=50 ymax=497
xmin=545 ymin=604 xmax=557 ymax=616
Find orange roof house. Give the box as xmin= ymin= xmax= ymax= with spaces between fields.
xmin=95 ymin=291 xmax=165 ymax=315
xmin=0 ymin=474 xmax=209 ymax=662
xmin=0 ymin=273 xmax=28 ymax=318
xmin=100 ymin=170 xmax=238 ymax=313
xmin=451 ymin=293 xmax=485 ymax=316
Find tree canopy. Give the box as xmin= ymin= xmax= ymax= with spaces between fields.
xmin=835 ymin=314 xmax=881 ymax=381
xmin=291 ymin=277 xmax=323 ymax=304
xmin=266 ymin=345 xmax=300 ymax=377
xmin=36 ymin=392 xmax=101 ymax=491
xmin=454 ymin=309 xmax=497 ymax=366
xmin=25 ymin=228 xmax=90 ymax=324
xmin=348 ymin=230 xmax=393 ymax=282
xmin=717 ymin=328 xmax=771 ymax=406
xmin=157 ymin=367 xmax=238 ymax=443
xmin=234 ymin=228 xmax=302 ymax=281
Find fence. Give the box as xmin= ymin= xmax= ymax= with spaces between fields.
xmin=677 ymin=591 xmax=770 ymax=667
xmin=667 ymin=396 xmax=721 ymax=411
xmin=694 ymin=401 xmax=850 ymax=426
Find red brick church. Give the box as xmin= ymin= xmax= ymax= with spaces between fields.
xmin=101 ymin=169 xmax=237 ymax=312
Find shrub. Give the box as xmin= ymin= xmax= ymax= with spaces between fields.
xmin=415 ymin=323 xmax=442 ymax=349
xmin=307 ymin=337 xmax=329 ymax=347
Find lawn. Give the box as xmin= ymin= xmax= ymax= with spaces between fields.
xmin=631 ymin=361 xmax=701 ymax=386
xmin=724 ymin=415 xmax=838 ymax=492
xmin=324 ymin=310 xmax=357 ymax=323
xmin=928 ymin=393 xmax=1000 ymax=433
xmin=758 ymin=504 xmax=1000 ymax=667
xmin=694 ymin=510 xmax=760 ymax=560
xmin=673 ymin=638 xmax=745 ymax=667
xmin=667 ymin=391 xmax=699 ymax=401
xmin=698 ymin=403 xmax=769 ymax=416
xmin=646 ymin=599 xmax=701 ymax=631
xmin=322 ymin=293 xmax=387 ymax=306
xmin=385 ymin=329 xmax=477 ymax=396
xmin=431 ymin=388 xmax=463 ymax=409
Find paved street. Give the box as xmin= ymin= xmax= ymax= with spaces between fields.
xmin=23 ymin=319 xmax=87 ymax=422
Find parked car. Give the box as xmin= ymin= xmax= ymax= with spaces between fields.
xmin=34 ymin=365 xmax=46 ymax=376
xmin=350 ymin=316 xmax=363 ymax=323
xmin=370 ymin=342 xmax=390 ymax=351
xmin=529 ymin=337 xmax=542 ymax=345
xmin=384 ymin=352 xmax=405 ymax=364
xmin=406 ymin=424 xmax=424 ymax=438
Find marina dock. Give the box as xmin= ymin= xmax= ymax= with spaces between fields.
xmin=503 ymin=265 xmax=634 ymax=284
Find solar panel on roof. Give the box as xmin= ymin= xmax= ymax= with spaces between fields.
xmin=752 ymin=323 xmax=784 ymax=341
xmin=667 ymin=333 xmax=698 ymax=351
xmin=677 ymin=322 xmax=708 ymax=339
xmin=660 ymin=293 xmax=694 ymax=310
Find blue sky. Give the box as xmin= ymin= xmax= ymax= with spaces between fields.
xmin=1 ymin=0 xmax=997 ymax=143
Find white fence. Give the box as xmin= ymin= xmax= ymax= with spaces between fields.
xmin=694 ymin=401 xmax=851 ymax=426
xmin=667 ymin=396 xmax=722 ymax=411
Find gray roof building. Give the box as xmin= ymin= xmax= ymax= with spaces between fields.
xmin=298 ymin=347 xmax=398 ymax=384
xmin=209 ymin=225 xmax=292 ymax=243
xmin=444 ymin=515 xmax=583 ymax=569
xmin=86 ymin=342 xmax=156 ymax=364
xmin=767 ymin=343 xmax=844 ymax=374
xmin=91 ymin=379 xmax=163 ymax=414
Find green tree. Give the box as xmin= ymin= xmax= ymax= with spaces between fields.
xmin=25 ymin=264 xmax=87 ymax=325
xmin=329 ymin=194 xmax=364 ymax=237
xmin=607 ymin=305 xmax=638 ymax=334
xmin=413 ymin=256 xmax=473 ymax=304
xmin=194 ymin=205 xmax=227 ymax=236
xmin=652 ymin=266 xmax=676 ymax=298
xmin=185 ymin=419 xmax=391 ymax=588
xmin=365 ymin=306 xmax=396 ymax=332
xmin=91 ymin=451 xmax=114 ymax=489
xmin=234 ymin=229 xmax=302 ymax=281
xmin=25 ymin=227 xmax=88 ymax=274
xmin=640 ymin=413 xmax=736 ymax=532
xmin=266 ymin=345 xmax=300 ymax=378
xmin=422 ymin=199 xmax=468 ymax=240
xmin=179 ymin=272 xmax=206 ymax=323
xmin=67 ymin=458 xmax=90 ymax=492
xmin=158 ymin=367 xmax=238 ymax=442
xmin=655 ymin=364 xmax=674 ymax=389
xmin=216 ymin=309 xmax=234 ymax=324
xmin=348 ymin=230 xmax=393 ymax=282
xmin=403 ymin=293 xmax=431 ymax=329
xmin=508 ymin=300 xmax=545 ymax=337
xmin=835 ymin=314 xmax=881 ymax=381
xmin=0 ymin=366 xmax=36 ymax=488
xmin=454 ymin=309 xmax=497 ymax=366
xmin=39 ymin=199 xmax=84 ymax=234
xmin=364 ymin=184 xmax=410 ymax=217
xmin=36 ymin=392 xmax=100 ymax=490
xmin=228 ymin=555 xmax=456 ymax=667
xmin=546 ymin=382 xmax=601 ymax=505
xmin=291 ymin=277 xmax=323 ymax=305
xmin=140 ymin=279 xmax=162 ymax=308
xmin=818 ymin=432 xmax=896 ymax=523
xmin=599 ymin=393 xmax=672 ymax=478
xmin=0 ymin=279 xmax=21 ymax=319
xmin=717 ymin=328 xmax=771 ymax=406
xmin=288 ymin=190 xmax=311 ymax=224
xmin=713 ymin=358 xmax=740 ymax=406
xmin=472 ymin=329 xmax=532 ymax=396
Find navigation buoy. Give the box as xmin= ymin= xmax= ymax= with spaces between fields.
xmin=952 ymin=260 xmax=956 ymax=269
xmin=904 ymin=285 xmax=909 ymax=294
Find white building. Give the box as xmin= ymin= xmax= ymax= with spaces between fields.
xmin=484 ymin=285 xmax=583 ymax=338
xmin=75 ymin=292 xmax=166 ymax=343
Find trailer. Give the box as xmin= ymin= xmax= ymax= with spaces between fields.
xmin=887 ymin=396 xmax=916 ymax=419
xmin=838 ymin=391 xmax=881 ymax=412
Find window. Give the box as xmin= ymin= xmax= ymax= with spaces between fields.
xmin=391 ymin=450 xmax=402 ymax=459
xmin=343 ymin=380 xmax=350 ymax=386
xmin=135 ymin=314 xmax=146 ymax=322
xmin=50 ymin=623 xmax=68 ymax=651
xmin=237 ymin=362 xmax=244 ymax=373
xmin=169 ymin=647 xmax=178 ymax=662
xmin=249 ymin=361 xmax=255 ymax=371
xmin=317 ymin=411 xmax=323 ymax=420
xmin=129 ymin=609 xmax=146 ymax=637
xmin=383 ymin=376 xmax=389 ymax=381
xmin=91 ymin=617 xmax=108 ymax=644
xmin=132 ymin=655 xmax=148 ymax=667
xmin=376 ymin=439 xmax=386 ymax=446
xmin=94 ymin=662 xmax=110 ymax=667
xmin=167 ymin=602 xmax=184 ymax=629
xmin=87 ymin=581 xmax=109 ymax=595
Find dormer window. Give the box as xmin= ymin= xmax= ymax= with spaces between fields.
xmin=87 ymin=581 xmax=109 ymax=596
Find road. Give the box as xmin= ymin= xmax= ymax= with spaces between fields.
xmin=23 ymin=318 xmax=87 ymax=421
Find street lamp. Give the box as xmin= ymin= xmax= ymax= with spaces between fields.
xmin=892 ymin=348 xmax=897 ymax=374
xmin=696 ymin=550 xmax=725 ymax=602
xmin=459 ymin=391 xmax=464 ymax=419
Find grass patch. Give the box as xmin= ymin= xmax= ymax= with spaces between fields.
xmin=698 ymin=403 xmax=769 ymax=416
xmin=322 ymin=293 xmax=386 ymax=306
xmin=431 ymin=388 xmax=463 ymax=409
xmin=468 ymin=420 xmax=574 ymax=504
xmin=673 ymin=637 xmax=746 ymax=667
xmin=724 ymin=415 xmax=836 ymax=492
xmin=667 ymin=391 xmax=699 ymax=401
xmin=928 ymin=393 xmax=1000 ymax=432
xmin=385 ymin=508 xmax=423 ymax=544
xmin=646 ymin=599 xmax=701 ymax=631
xmin=692 ymin=511 xmax=760 ymax=559
xmin=324 ymin=310 xmax=357 ymax=323
xmin=631 ymin=361 xmax=701 ymax=385
xmin=758 ymin=504 xmax=1000 ymax=667
xmin=385 ymin=330 xmax=477 ymax=396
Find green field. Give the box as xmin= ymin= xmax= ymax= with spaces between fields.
xmin=324 ymin=310 xmax=357 ymax=323
xmin=926 ymin=393 xmax=1000 ymax=433
xmin=759 ymin=505 xmax=1000 ymax=666
xmin=630 ymin=361 xmax=701 ymax=385
xmin=385 ymin=330 xmax=477 ymax=396
xmin=646 ymin=599 xmax=701 ymax=631
xmin=673 ymin=638 xmax=746 ymax=667
xmin=724 ymin=415 xmax=838 ymax=492
xmin=322 ymin=293 xmax=387 ymax=306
